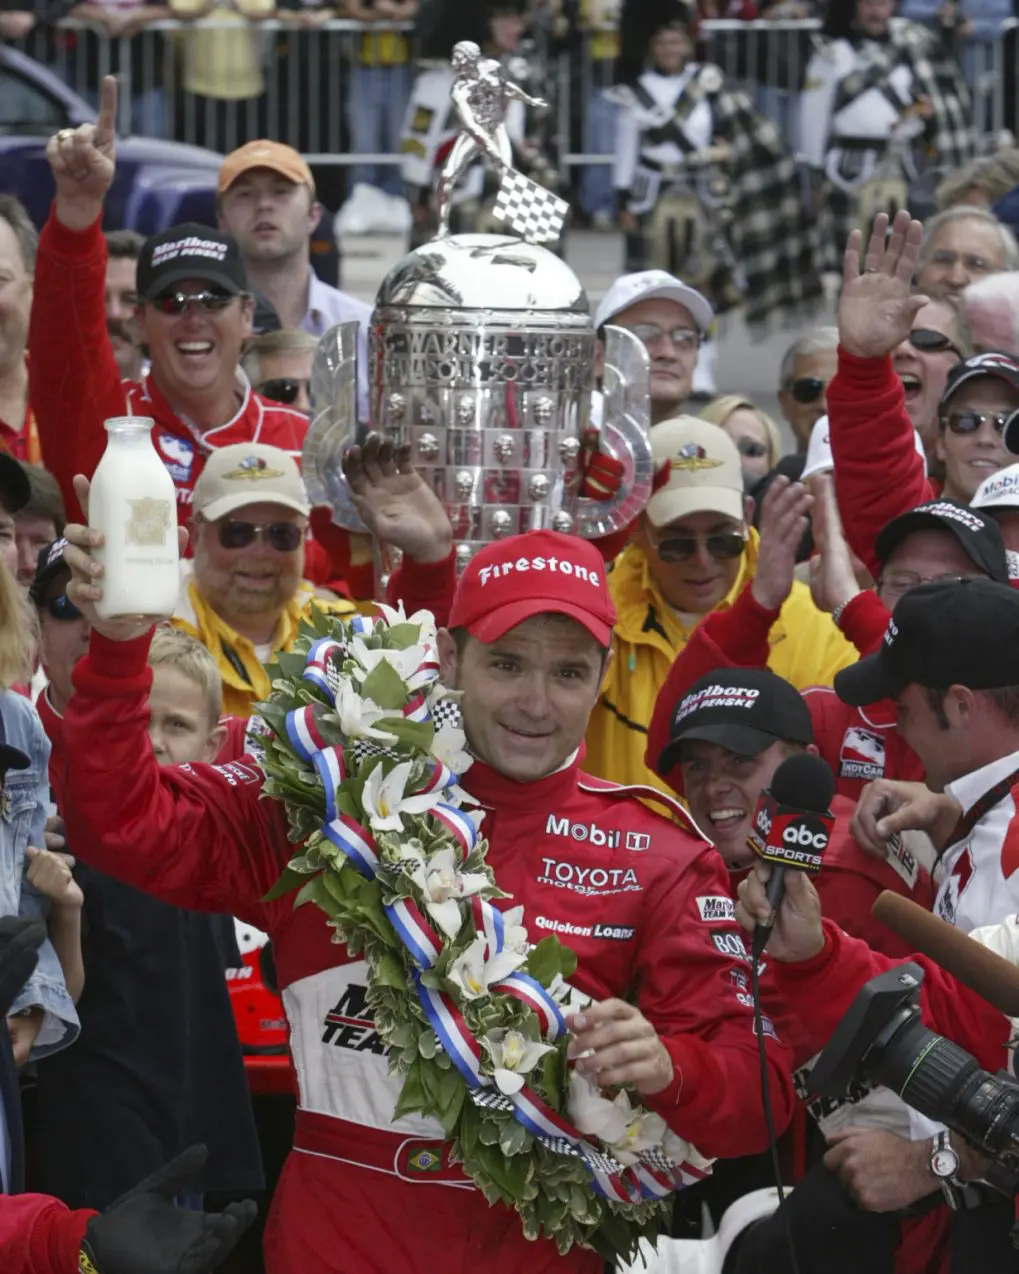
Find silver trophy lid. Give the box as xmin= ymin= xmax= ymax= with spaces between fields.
xmin=374 ymin=233 xmax=589 ymax=316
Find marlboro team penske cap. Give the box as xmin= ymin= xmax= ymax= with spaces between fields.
xmin=659 ymin=667 xmax=814 ymax=772
xmin=448 ymin=530 xmax=617 ymax=646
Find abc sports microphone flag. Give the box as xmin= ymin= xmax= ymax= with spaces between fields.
xmin=746 ymin=753 xmax=836 ymax=877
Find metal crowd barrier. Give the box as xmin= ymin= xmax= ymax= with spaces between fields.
xmin=3 ymin=16 xmax=1016 ymax=170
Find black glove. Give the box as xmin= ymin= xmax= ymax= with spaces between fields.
xmin=0 ymin=916 xmax=46 ymax=1020
xmin=83 ymin=1145 xmax=257 ymax=1274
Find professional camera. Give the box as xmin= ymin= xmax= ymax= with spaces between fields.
xmin=809 ymin=964 xmax=1019 ymax=1186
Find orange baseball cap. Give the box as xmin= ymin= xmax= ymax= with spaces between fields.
xmin=218 ymin=140 xmax=316 ymax=196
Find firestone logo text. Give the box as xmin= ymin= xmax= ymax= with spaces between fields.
xmin=478 ymin=556 xmax=600 ymax=587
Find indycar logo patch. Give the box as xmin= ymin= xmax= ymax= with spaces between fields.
xmin=839 ymin=726 xmax=886 ymax=781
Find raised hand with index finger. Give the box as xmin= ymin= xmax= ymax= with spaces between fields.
xmin=46 ymin=74 xmax=118 ymax=230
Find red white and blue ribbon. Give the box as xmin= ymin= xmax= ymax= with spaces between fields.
xmin=323 ymin=813 xmax=379 ymax=878
xmin=285 ymin=704 xmax=328 ymax=764
xmin=386 ymin=897 xmax=442 ymax=970
xmin=416 ymin=759 xmax=456 ymax=796
xmin=407 ymin=655 xmax=440 ymax=693
xmin=402 ymin=692 xmax=431 ymax=724
xmin=493 ymin=972 xmax=566 ymax=1043
xmin=432 ymin=804 xmax=479 ymax=859
xmin=471 ymin=897 xmax=505 ymax=957
xmin=414 ymin=974 xmax=485 ymax=1088
xmin=303 ymin=638 xmax=344 ymax=696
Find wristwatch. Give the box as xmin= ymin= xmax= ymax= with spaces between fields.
xmin=929 ymin=1130 xmax=964 ymax=1207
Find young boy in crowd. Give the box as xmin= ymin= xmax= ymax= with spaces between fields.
xmin=28 ymin=554 xmax=262 ymax=1213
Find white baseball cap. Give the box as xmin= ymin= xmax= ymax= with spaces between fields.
xmin=594 ymin=270 xmax=715 ymax=335
xmin=647 ymin=417 xmax=744 ymax=527
xmin=972 ymin=462 xmax=1019 ymax=512
xmin=192 ymin=442 xmax=311 ymax=521
xmin=800 ymin=415 xmax=928 ymax=481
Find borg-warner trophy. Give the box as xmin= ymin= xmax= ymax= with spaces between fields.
xmin=303 ymin=41 xmax=654 ymax=579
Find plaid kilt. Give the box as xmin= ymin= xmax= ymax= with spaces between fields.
xmin=818 ymin=20 xmax=975 ymax=272
xmin=709 ymin=78 xmax=826 ymax=336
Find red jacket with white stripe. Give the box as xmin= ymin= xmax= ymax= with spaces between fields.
xmin=60 ymin=630 xmax=794 ymax=1231
xmin=28 ymin=212 xmax=309 ymax=528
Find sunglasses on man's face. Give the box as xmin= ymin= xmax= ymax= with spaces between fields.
xmin=789 ymin=376 xmax=827 ymax=405
xmin=652 ymin=530 xmax=747 ymax=563
xmin=43 ymin=593 xmax=82 ymax=622
xmin=217 ymin=520 xmax=304 ymax=553
xmin=258 ymin=378 xmax=309 ymax=406
xmin=908 ymin=328 xmax=962 ymax=358
xmin=150 ymin=291 xmax=236 ymax=316
xmin=944 ymin=410 xmax=1015 ymax=436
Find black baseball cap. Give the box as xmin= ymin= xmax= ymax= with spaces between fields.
xmin=136 ymin=224 xmax=249 ymax=301
xmin=875 ymin=499 xmax=1009 ymax=584
xmin=659 ymin=667 xmax=814 ymax=772
xmin=835 ymin=577 xmax=1019 ymax=707
xmin=0 ymin=453 xmax=29 ymax=515
xmin=28 ymin=538 xmax=70 ymax=608
xmin=941 ymin=351 xmax=1019 ymax=409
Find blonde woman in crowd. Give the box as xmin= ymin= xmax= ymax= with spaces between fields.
xmin=698 ymin=394 xmax=784 ymax=483
xmin=0 ymin=467 xmax=79 ymax=1068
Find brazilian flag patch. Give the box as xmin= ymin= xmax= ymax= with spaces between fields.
xmin=407 ymin=1147 xmax=442 ymax=1173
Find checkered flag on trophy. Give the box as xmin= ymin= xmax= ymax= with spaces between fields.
xmin=493 ymin=170 xmax=569 ymax=245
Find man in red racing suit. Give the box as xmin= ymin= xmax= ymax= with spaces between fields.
xmin=59 ymin=519 xmax=794 ymax=1274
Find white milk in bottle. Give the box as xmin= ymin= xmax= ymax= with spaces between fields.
xmin=89 ymin=416 xmax=180 ymax=620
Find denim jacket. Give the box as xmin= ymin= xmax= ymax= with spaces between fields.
xmin=0 ymin=692 xmax=78 ymax=1058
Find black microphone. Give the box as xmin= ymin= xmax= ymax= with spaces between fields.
xmin=746 ymin=753 xmax=837 ymax=960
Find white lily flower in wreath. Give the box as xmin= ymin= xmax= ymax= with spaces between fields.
xmin=431 ymin=723 xmax=473 ymax=778
xmin=349 ymin=636 xmax=432 ymax=686
xmin=568 ymin=1071 xmax=631 ymax=1145
xmin=361 ymin=761 xmax=444 ymax=833
xmin=568 ymin=1072 xmax=669 ymax=1165
xmin=334 ymin=682 xmax=399 ymax=743
xmin=606 ymin=1108 xmax=669 ymax=1167
xmin=375 ymin=600 xmax=438 ymax=644
xmin=448 ymin=934 xmax=526 ymax=1001
xmin=501 ymin=905 xmax=530 ymax=956
xmin=400 ymin=844 xmax=489 ymax=939
xmin=480 ymin=1027 xmax=555 ymax=1096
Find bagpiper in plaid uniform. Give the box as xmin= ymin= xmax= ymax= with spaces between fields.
xmin=800 ymin=0 xmax=974 ymax=274
xmin=611 ymin=0 xmax=824 ymax=338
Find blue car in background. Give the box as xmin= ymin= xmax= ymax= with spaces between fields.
xmin=0 ymin=45 xmax=342 ymax=285
xmin=0 ymin=44 xmax=223 ymax=233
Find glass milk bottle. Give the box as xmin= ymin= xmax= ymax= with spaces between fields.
xmin=89 ymin=416 xmax=180 ymax=621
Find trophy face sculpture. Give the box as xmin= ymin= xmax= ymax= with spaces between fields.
xmin=303 ymin=42 xmax=653 ymax=576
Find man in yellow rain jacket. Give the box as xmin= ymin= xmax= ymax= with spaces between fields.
xmin=584 ymin=418 xmax=854 ymax=791
xmin=172 ymin=442 xmax=354 ymax=718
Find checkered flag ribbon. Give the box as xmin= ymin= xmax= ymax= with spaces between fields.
xmin=493 ymin=171 xmax=569 ymax=245
xmin=469 ymin=1090 xmax=624 ymax=1174
xmin=350 ymin=739 xmax=403 ymax=768
xmin=429 ymin=696 xmax=463 ymax=732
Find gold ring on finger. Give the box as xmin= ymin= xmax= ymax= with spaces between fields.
xmin=57 ymin=128 xmax=73 ymax=143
